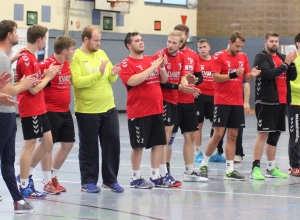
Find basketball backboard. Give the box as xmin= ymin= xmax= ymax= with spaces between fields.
xmin=94 ymin=0 xmax=121 ymax=13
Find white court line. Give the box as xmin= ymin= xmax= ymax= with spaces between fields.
xmin=5 ymin=177 xmax=298 ymax=200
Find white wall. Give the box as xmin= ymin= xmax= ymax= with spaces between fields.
xmin=0 ymin=0 xmax=197 ymax=35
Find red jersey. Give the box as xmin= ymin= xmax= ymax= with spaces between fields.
xmin=119 ymin=55 xmax=163 ymax=119
xmin=16 ymin=51 xmax=46 ymax=118
xmin=212 ymin=50 xmax=250 ymax=105
xmin=153 ymin=48 xmax=186 ymax=104
xmin=272 ymin=54 xmax=287 ymax=104
xmin=178 ymin=47 xmax=201 ymax=103
xmin=40 ymin=55 xmax=71 ymax=112
xmin=196 ymin=55 xmax=215 ymax=96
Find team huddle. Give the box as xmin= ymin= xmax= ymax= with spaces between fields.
xmin=0 ymin=20 xmax=300 ymax=213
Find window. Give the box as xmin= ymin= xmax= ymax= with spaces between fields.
xmin=145 ymin=0 xmax=187 ymax=6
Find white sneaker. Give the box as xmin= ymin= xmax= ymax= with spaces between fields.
xmin=182 ymin=171 xmax=208 ymax=182
xmin=234 ymin=155 xmax=242 ymax=163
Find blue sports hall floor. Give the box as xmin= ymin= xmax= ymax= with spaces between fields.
xmin=0 ymin=113 xmax=299 ymax=220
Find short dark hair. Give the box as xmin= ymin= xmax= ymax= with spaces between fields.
xmin=53 ymin=36 xmax=76 ymax=54
xmin=229 ymin=31 xmax=245 ymax=43
xmin=295 ymin=33 xmax=300 ymax=49
xmin=0 ymin=20 xmax=17 ymax=41
xmin=27 ymin=24 xmax=48 ymax=44
xmin=124 ymin=32 xmax=139 ymax=49
xmin=174 ymin=24 xmax=189 ymax=35
xmin=264 ymin=32 xmax=279 ymax=41
xmin=198 ymin=38 xmax=209 ymax=44
xmin=81 ymin=25 xmax=99 ymax=42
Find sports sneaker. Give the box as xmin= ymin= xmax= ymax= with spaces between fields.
xmin=250 ymin=166 xmax=265 ymax=180
xmin=130 ymin=177 xmax=153 ymax=189
xmin=102 ymin=183 xmax=124 ymax=193
xmin=164 ymin=173 xmax=182 ymax=187
xmin=52 ymin=176 xmax=66 ymax=192
xmin=199 ymin=165 xmax=208 ymax=179
xmin=14 ymin=200 xmax=33 ymax=214
xmin=224 ymin=170 xmax=245 ymax=181
xmin=289 ymin=168 xmax=300 ymax=177
xmin=194 ymin=152 xmax=204 ymax=163
xmin=43 ymin=181 xmax=61 ymax=195
xmin=209 ymin=153 xmax=226 ymax=163
xmin=234 ymin=155 xmax=243 ymax=163
xmin=183 ymin=171 xmax=208 ymax=182
xmin=81 ymin=183 xmax=101 ymax=193
xmin=17 ymin=175 xmax=47 ymax=199
xmin=265 ymin=167 xmax=288 ymax=179
xmin=150 ymin=176 xmax=172 ymax=188
xmin=19 ymin=185 xmax=47 ymax=199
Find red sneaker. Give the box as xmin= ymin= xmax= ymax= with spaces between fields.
xmin=289 ymin=168 xmax=300 ymax=177
xmin=52 ymin=176 xmax=66 ymax=192
xmin=43 ymin=181 xmax=61 ymax=195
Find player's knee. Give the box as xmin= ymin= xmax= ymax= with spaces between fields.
xmin=266 ymin=131 xmax=281 ymax=146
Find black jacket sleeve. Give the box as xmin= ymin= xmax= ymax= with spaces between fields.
xmin=253 ymin=52 xmax=287 ymax=81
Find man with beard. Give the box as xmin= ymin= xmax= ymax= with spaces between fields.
xmin=119 ymin=32 xmax=172 ymax=188
xmin=166 ymin=24 xmax=206 ymax=182
xmin=154 ymin=31 xmax=199 ymax=186
xmin=70 ymin=25 xmax=123 ymax=193
xmin=0 ymin=20 xmax=39 ymax=212
xmin=199 ymin=31 xmax=260 ymax=181
xmin=251 ymin=32 xmax=297 ymax=180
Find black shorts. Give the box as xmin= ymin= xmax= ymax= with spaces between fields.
xmin=21 ymin=113 xmax=51 ymax=140
xmin=174 ymin=103 xmax=198 ymax=134
xmin=47 ymin=111 xmax=75 ymax=143
xmin=213 ymin=105 xmax=245 ymax=128
xmin=195 ymin=94 xmax=214 ymax=123
xmin=255 ymin=103 xmax=286 ymax=132
xmin=163 ymin=101 xmax=177 ymax=126
xmin=128 ymin=114 xmax=166 ymax=149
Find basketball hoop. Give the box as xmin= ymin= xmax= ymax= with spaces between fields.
xmin=107 ymin=0 xmax=133 ymax=14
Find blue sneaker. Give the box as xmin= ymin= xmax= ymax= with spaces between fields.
xmin=19 ymin=185 xmax=47 ymax=199
xmin=81 ymin=183 xmax=101 ymax=193
xmin=209 ymin=153 xmax=226 ymax=163
xmin=194 ymin=152 xmax=204 ymax=163
xmin=102 ymin=182 xmax=124 ymax=193
xmin=130 ymin=177 xmax=153 ymax=189
xmin=164 ymin=173 xmax=182 ymax=187
xmin=17 ymin=174 xmax=47 ymax=199
xmin=150 ymin=176 xmax=172 ymax=188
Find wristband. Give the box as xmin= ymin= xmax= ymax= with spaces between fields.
xmin=160 ymin=67 xmax=165 ymax=71
xmin=229 ymin=72 xmax=238 ymax=79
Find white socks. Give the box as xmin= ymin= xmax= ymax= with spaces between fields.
xmin=267 ymin=160 xmax=275 ymax=170
xmin=185 ymin=164 xmax=194 ymax=175
xmin=132 ymin=170 xmax=140 ymax=180
xmin=226 ymin=160 xmax=234 ymax=172
xmin=51 ymin=168 xmax=59 ymax=178
xmin=159 ymin=164 xmax=168 ymax=177
xmin=195 ymin=146 xmax=201 ymax=155
xmin=151 ymin=168 xmax=160 ymax=180
xmin=43 ymin=171 xmax=52 ymax=184
xmin=20 ymin=178 xmax=28 ymax=189
xmin=200 ymin=154 xmax=210 ymax=166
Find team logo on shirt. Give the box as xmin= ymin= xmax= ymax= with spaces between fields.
xmin=167 ymin=63 xmax=171 ymax=70
xmin=187 ymin=57 xmax=194 ymax=65
xmin=178 ymin=63 xmax=182 ymax=70
xmin=136 ymin=65 xmax=143 ymax=71
xmin=200 ymin=65 xmax=204 ymax=71
xmin=238 ymin=61 xmax=244 ymax=68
